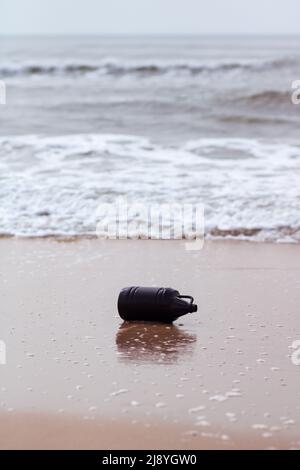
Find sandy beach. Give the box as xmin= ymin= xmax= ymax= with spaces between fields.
xmin=0 ymin=238 xmax=300 ymax=450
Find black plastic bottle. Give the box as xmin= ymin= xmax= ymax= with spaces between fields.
xmin=118 ymin=286 xmax=197 ymax=324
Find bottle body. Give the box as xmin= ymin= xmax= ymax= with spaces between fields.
xmin=118 ymin=286 xmax=197 ymax=323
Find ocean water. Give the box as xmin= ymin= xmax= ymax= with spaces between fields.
xmin=0 ymin=35 xmax=300 ymax=241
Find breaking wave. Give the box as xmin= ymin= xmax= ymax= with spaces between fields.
xmin=0 ymin=58 xmax=294 ymax=78
xmin=0 ymin=134 xmax=300 ymax=242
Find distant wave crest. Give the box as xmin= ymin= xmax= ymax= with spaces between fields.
xmin=0 ymin=58 xmax=293 ymax=78
xmin=235 ymin=90 xmax=292 ymax=106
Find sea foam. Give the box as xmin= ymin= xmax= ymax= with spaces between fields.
xmin=0 ymin=134 xmax=299 ymax=241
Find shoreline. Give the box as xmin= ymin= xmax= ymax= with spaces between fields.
xmin=1 ymin=234 xmax=300 ymax=245
xmin=1 ymin=239 xmax=300 ymax=449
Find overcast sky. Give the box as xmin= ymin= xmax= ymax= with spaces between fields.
xmin=1 ymin=0 xmax=300 ymax=35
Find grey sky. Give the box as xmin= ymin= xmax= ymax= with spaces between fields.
xmin=1 ymin=0 xmax=300 ymax=35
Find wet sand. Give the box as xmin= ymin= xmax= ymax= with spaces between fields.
xmin=0 ymin=239 xmax=300 ymax=450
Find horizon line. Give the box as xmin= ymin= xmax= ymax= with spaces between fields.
xmin=1 ymin=32 xmax=300 ymax=37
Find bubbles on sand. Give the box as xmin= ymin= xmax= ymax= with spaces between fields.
xmin=209 ymin=395 xmax=228 ymax=403
xmin=195 ymin=419 xmax=211 ymax=427
xmin=252 ymin=424 xmax=268 ymax=430
xmin=283 ymin=419 xmax=296 ymax=426
xmin=88 ymin=406 xmax=98 ymax=412
xmin=110 ymin=389 xmax=129 ymax=397
xmin=130 ymin=401 xmax=140 ymax=407
xmin=188 ymin=406 xmax=206 ymax=414
xmin=155 ymin=402 xmax=167 ymax=408
xmin=209 ymin=389 xmax=242 ymax=403
xmin=184 ymin=430 xmax=199 ymax=438
xmin=26 ymin=353 xmax=35 ymax=358
xmin=226 ymin=389 xmax=242 ymax=398
xmin=225 ymin=412 xmax=237 ymax=423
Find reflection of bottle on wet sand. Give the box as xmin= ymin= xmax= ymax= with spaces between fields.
xmin=116 ymin=323 xmax=197 ymax=364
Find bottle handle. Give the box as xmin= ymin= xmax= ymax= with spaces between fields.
xmin=178 ymin=295 xmax=194 ymax=305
